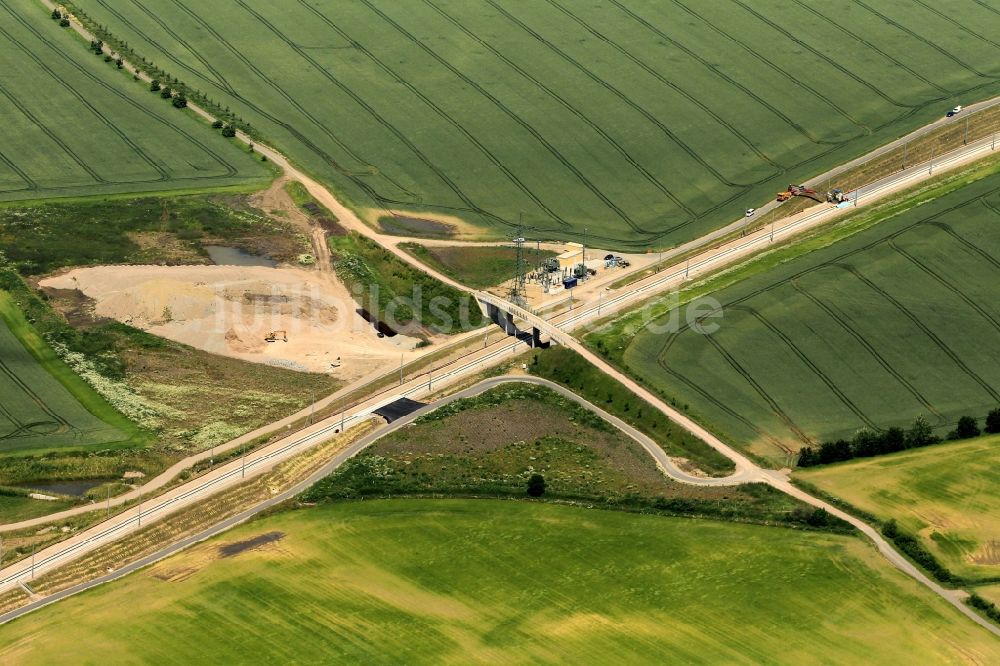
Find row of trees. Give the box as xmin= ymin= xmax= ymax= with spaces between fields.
xmin=50 ymin=8 xmax=70 ymax=26
xmin=65 ymin=3 xmax=257 ymax=139
xmin=797 ymin=408 xmax=1000 ymax=467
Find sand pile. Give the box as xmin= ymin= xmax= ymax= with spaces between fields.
xmin=42 ymin=265 xmax=417 ymax=377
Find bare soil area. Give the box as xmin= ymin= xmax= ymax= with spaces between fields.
xmin=41 ymin=265 xmax=417 ymax=378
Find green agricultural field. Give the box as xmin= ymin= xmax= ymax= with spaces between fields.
xmin=796 ymin=434 xmax=1000 ymax=582
xmin=66 ymin=0 xmax=1000 ymax=249
xmin=0 ymin=292 xmax=132 ymax=455
xmin=611 ymin=169 xmax=1000 ymax=465
xmin=0 ymin=0 xmax=267 ymax=203
xmin=2 ymin=500 xmax=998 ymax=663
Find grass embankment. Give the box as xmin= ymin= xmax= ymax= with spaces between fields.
xmin=67 ymin=0 xmax=1000 ymax=248
xmin=400 ymin=243 xmax=558 ymax=289
xmin=0 ymin=0 xmax=268 ymax=204
xmin=0 ymin=289 xmax=137 ymax=456
xmin=304 ymin=384 xmax=820 ymax=528
xmin=3 ymin=500 xmax=999 ymax=663
xmin=328 ymin=233 xmax=485 ymax=336
xmin=0 ymin=195 xmax=307 ymax=275
xmin=525 ymin=346 xmax=734 ymax=476
xmin=589 ymin=158 xmax=1000 ymax=466
xmin=795 ymin=434 xmax=1000 ymax=583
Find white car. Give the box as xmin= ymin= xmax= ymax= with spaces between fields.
xmin=745 ymin=208 xmax=756 ymax=217
xmin=948 ymin=105 xmax=962 ymax=117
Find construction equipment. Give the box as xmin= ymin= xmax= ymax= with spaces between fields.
xmin=264 ymin=330 xmax=287 ymax=343
xmin=776 ymin=184 xmax=823 ymax=203
xmin=827 ymin=188 xmax=849 ymax=204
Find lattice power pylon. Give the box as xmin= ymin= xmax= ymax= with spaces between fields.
xmin=508 ymin=227 xmax=527 ymax=307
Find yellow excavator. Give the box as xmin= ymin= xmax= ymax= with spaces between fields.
xmin=264 ymin=330 xmax=288 ymax=343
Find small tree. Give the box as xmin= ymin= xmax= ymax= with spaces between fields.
xmin=526 ymin=473 xmax=546 ymax=497
xmin=221 ymin=124 xmax=237 ymax=138
xmin=51 ymin=8 xmax=61 ymax=19
xmin=985 ymin=408 xmax=1000 ymax=434
xmin=160 ymin=86 xmax=172 ymax=99
xmin=60 ymin=17 xmax=70 ymax=27
xmin=149 ymin=79 xmax=161 ymax=92
xmin=806 ymin=508 xmax=830 ymax=528
xmin=882 ymin=518 xmax=899 ymax=539
xmin=906 ymin=416 xmax=938 ymax=448
xmin=211 ymin=119 xmax=223 ymax=129
xmin=172 ymin=94 xmax=187 ymax=108
xmin=950 ymin=416 xmax=980 ymax=440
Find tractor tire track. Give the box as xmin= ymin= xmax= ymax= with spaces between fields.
xmin=791 ymin=280 xmax=944 ymax=423
xmin=787 ymin=0 xmax=951 ymax=97
xmin=237 ymin=0 xmax=561 ymax=229
xmin=701 ymin=326 xmax=813 ymax=447
xmin=543 ymin=0 xmax=781 ymax=170
xmin=483 ymin=0 xmax=752 ymax=190
xmin=418 ymin=0 xmax=692 ymax=224
xmin=832 ymin=262 xmax=1000 ymax=402
xmin=848 ymin=0 xmax=994 ymax=78
xmin=890 ymin=238 xmax=1000 ymax=333
xmin=734 ymin=304 xmax=879 ymax=429
xmin=668 ymin=0 xmax=872 ymax=133
xmin=1 ymin=3 xmax=239 ymax=182
xmin=330 ymin=0 xmax=622 ymax=230
xmin=728 ymin=0 xmax=921 ymax=109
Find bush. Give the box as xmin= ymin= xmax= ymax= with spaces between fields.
xmin=968 ymin=593 xmax=1000 ymax=624
xmin=149 ymin=79 xmax=161 ymax=92
xmin=51 ymin=8 xmax=61 ymax=19
xmin=211 ymin=119 xmax=223 ymax=129
xmin=171 ymin=95 xmax=187 ymax=109
xmin=526 ymin=473 xmax=546 ymax=497
xmin=949 ymin=415 xmax=980 ymax=440
xmin=59 ymin=18 xmax=70 ymax=27
xmin=221 ymin=125 xmax=237 ymax=138
xmin=160 ymin=86 xmax=172 ymax=99
xmin=985 ymin=408 xmax=1000 ymax=434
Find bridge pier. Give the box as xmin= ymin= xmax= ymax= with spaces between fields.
xmin=482 ymin=298 xmax=550 ymax=348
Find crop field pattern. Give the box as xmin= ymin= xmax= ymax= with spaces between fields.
xmin=68 ymin=0 xmax=1000 ymax=248
xmin=625 ymin=173 xmax=1000 ymax=462
xmin=0 ymin=300 xmax=125 ymax=453
xmin=0 ymin=0 xmax=266 ymax=202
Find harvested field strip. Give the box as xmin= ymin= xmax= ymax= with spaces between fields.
xmin=0 ymin=0 xmax=265 ymax=202
xmin=619 ymin=173 xmax=1000 ymax=462
xmin=69 ymin=0 xmax=1000 ymax=247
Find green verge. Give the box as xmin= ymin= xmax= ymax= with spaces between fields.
xmin=328 ymin=233 xmax=485 ymax=336
xmin=3 ymin=500 xmax=999 ymax=663
xmin=399 ymin=242 xmax=558 ymax=289
xmin=525 ymin=346 xmax=734 ymax=476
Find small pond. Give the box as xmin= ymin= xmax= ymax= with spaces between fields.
xmin=15 ymin=478 xmax=113 ymax=497
xmin=205 ymin=245 xmax=277 ymax=268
